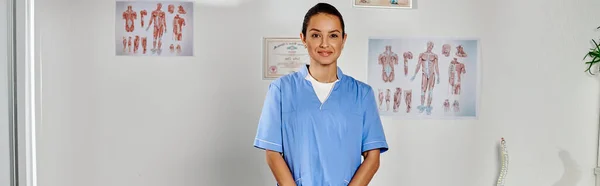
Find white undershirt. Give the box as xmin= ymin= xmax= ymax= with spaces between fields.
xmin=306 ymin=74 xmax=338 ymax=103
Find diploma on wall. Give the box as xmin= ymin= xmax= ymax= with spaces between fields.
xmin=262 ymin=37 xmax=309 ymax=80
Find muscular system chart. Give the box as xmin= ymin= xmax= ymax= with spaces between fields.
xmin=116 ymin=1 xmax=194 ymax=56
xmin=367 ymin=37 xmax=480 ymax=119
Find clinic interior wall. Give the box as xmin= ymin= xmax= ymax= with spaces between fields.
xmin=1 ymin=0 xmax=11 ymax=185
xmin=34 ymin=0 xmax=600 ymax=186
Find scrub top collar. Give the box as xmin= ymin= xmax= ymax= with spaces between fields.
xmin=298 ymin=64 xmax=345 ymax=90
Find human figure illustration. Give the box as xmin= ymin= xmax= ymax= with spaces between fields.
xmin=385 ymin=89 xmax=391 ymax=111
xmin=456 ymin=45 xmax=467 ymax=57
xmin=178 ymin=5 xmax=187 ymax=14
xmin=133 ymin=35 xmax=140 ymax=53
xmin=378 ymin=45 xmax=399 ymax=83
xmin=169 ymin=44 xmax=175 ymax=53
xmin=147 ymin=3 xmax=167 ymax=54
xmin=378 ymin=89 xmax=384 ymax=111
xmin=390 ymin=0 xmax=398 ymax=4
xmin=140 ymin=10 xmax=147 ymax=27
xmin=176 ymin=45 xmax=182 ymax=54
xmin=410 ymin=41 xmax=440 ymax=115
xmin=442 ymin=44 xmax=451 ymax=57
xmin=448 ymin=57 xmax=466 ymax=112
xmin=122 ymin=37 xmax=127 ymax=52
xmin=168 ymin=4 xmax=175 ymax=14
xmin=403 ymin=51 xmax=413 ymax=76
xmin=443 ymin=99 xmax=450 ymax=112
xmin=122 ymin=5 xmax=137 ymax=32
xmin=173 ymin=14 xmax=186 ymax=54
xmin=141 ymin=37 xmax=147 ymax=54
xmin=404 ymin=89 xmax=412 ymax=113
xmin=393 ymin=87 xmax=402 ymax=113
xmin=127 ymin=36 xmax=132 ymax=53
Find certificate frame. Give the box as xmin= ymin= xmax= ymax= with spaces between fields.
xmin=352 ymin=0 xmax=413 ymax=9
xmin=262 ymin=37 xmax=309 ymax=80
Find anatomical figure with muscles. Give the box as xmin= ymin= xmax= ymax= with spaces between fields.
xmin=122 ymin=5 xmax=137 ymax=32
xmin=445 ymin=45 xmax=467 ymax=112
xmin=410 ymin=41 xmax=440 ymax=115
xmin=378 ymin=45 xmax=399 ymax=83
xmin=172 ymin=14 xmax=186 ymax=54
xmin=147 ymin=3 xmax=167 ymax=54
xmin=393 ymin=87 xmax=402 ymax=113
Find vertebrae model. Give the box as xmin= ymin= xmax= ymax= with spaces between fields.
xmin=378 ymin=45 xmax=399 ymax=83
xmin=497 ymin=137 xmax=509 ymax=186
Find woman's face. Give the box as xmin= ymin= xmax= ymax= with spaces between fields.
xmin=300 ymin=13 xmax=347 ymax=66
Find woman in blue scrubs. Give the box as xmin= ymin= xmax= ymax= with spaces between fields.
xmin=254 ymin=3 xmax=389 ymax=186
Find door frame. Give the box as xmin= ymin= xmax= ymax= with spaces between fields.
xmin=9 ymin=0 xmax=38 ymax=185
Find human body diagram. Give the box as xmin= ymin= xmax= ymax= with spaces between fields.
xmin=444 ymin=45 xmax=467 ymax=112
xmin=410 ymin=41 xmax=440 ymax=115
xmin=378 ymin=46 xmax=399 ymax=83
xmin=369 ymin=38 xmax=477 ymax=118
xmin=118 ymin=2 xmax=191 ymax=56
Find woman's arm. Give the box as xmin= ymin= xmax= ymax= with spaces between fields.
xmin=348 ymin=149 xmax=381 ymax=186
xmin=266 ymin=150 xmax=297 ymax=186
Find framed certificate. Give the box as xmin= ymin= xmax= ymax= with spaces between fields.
xmin=353 ymin=0 xmax=413 ymax=9
xmin=262 ymin=37 xmax=310 ymax=80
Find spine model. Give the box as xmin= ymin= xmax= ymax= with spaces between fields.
xmin=497 ymin=137 xmax=509 ymax=186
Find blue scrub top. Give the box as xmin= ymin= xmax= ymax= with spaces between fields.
xmin=254 ymin=65 xmax=389 ymax=186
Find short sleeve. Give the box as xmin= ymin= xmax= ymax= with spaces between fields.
xmin=253 ymin=83 xmax=283 ymax=153
xmin=361 ymin=88 xmax=389 ymax=154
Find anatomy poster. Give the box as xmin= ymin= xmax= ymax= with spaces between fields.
xmin=354 ymin=0 xmax=412 ymax=9
xmin=116 ymin=0 xmax=194 ymax=56
xmin=367 ymin=37 xmax=480 ymax=119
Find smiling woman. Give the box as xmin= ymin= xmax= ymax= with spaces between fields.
xmin=253 ymin=2 xmax=389 ymax=186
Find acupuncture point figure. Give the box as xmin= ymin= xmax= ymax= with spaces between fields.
xmin=403 ymin=51 xmax=413 ymax=76
xmin=410 ymin=41 xmax=440 ymax=115
xmin=147 ymin=3 xmax=167 ymax=54
xmin=378 ymin=45 xmax=399 ymax=83
xmin=253 ymin=3 xmax=388 ymax=186
xmin=122 ymin=5 xmax=137 ymax=32
xmin=393 ymin=87 xmax=402 ymax=112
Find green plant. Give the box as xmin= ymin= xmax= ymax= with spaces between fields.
xmin=584 ymin=26 xmax=600 ymax=75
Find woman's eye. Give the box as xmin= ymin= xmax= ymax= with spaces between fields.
xmin=311 ymin=34 xmax=320 ymax=38
xmin=330 ymin=34 xmax=338 ymax=38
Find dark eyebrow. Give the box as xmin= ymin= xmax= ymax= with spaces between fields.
xmin=309 ymin=28 xmax=341 ymax=33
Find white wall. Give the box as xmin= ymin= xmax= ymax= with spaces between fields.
xmin=1 ymin=0 xmax=12 ymax=185
xmin=35 ymin=0 xmax=600 ymax=186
